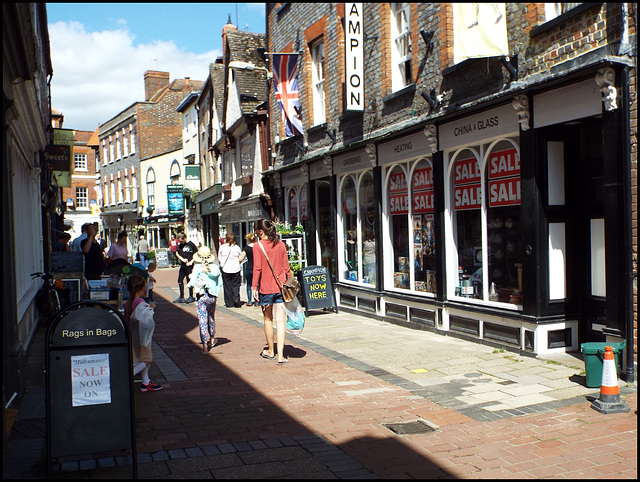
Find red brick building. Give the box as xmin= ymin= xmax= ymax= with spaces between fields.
xmin=264 ymin=3 xmax=637 ymax=378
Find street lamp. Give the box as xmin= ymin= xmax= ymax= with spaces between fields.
xmin=228 ymin=61 xmax=272 ymax=78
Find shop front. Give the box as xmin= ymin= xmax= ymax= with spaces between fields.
xmin=218 ymin=196 xmax=269 ymax=249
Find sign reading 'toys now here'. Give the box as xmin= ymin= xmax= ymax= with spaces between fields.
xmin=300 ymin=265 xmax=337 ymax=313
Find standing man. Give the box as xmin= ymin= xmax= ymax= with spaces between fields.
xmin=173 ymin=233 xmax=197 ymax=303
xmin=96 ymin=231 xmax=108 ymax=257
xmin=70 ymin=223 xmax=90 ymax=252
xmin=81 ymin=222 xmax=105 ymax=280
xmin=137 ymin=234 xmax=150 ymax=268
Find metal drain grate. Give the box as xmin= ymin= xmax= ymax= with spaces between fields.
xmin=383 ymin=419 xmax=438 ymax=435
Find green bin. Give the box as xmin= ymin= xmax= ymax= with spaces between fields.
xmin=580 ymin=340 xmax=626 ymax=388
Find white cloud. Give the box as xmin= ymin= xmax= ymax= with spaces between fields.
xmin=49 ymin=20 xmax=219 ymax=132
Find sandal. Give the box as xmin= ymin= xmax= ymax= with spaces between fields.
xmin=260 ymin=350 xmax=276 ymax=360
xmin=201 ymin=343 xmax=208 ymax=355
xmin=276 ymin=358 xmax=289 ymax=366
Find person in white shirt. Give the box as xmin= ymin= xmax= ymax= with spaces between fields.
xmin=218 ymin=233 xmax=243 ymax=308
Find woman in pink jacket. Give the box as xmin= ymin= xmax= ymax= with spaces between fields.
xmin=252 ymin=219 xmax=292 ymax=365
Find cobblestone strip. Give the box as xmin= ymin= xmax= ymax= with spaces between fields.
xmin=53 ymin=434 xmax=376 ymax=479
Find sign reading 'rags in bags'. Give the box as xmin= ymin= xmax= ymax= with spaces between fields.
xmin=300 ymin=265 xmax=337 ymax=314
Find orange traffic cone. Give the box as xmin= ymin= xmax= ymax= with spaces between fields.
xmin=591 ymin=345 xmax=629 ymax=414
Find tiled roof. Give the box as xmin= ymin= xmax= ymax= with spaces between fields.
xmin=225 ymin=30 xmax=268 ymax=115
xmin=225 ymin=30 xmax=266 ymax=67
xmin=210 ymin=63 xmax=226 ymax=121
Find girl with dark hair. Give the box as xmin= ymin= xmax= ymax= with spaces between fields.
xmin=218 ymin=232 xmax=243 ymax=307
xmin=251 ymin=219 xmax=292 ymax=365
xmin=124 ymin=275 xmax=162 ymax=392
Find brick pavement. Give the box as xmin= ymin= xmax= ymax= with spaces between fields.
xmin=3 ymin=266 xmax=637 ymax=479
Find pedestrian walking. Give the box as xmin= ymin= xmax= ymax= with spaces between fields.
xmin=124 ymin=275 xmax=162 ymax=392
xmin=137 ymin=234 xmax=150 ymax=268
xmin=173 ymin=233 xmax=197 ymax=303
xmin=218 ymin=233 xmax=243 ymax=308
xmin=238 ymin=233 xmax=256 ymax=306
xmin=168 ymin=233 xmax=178 ymax=267
xmin=252 ymin=219 xmax=292 ymax=365
xmin=186 ymin=246 xmax=223 ymax=354
xmin=146 ymin=262 xmax=157 ymax=303
xmin=81 ymin=222 xmax=105 ymax=280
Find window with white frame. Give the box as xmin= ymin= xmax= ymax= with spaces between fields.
xmin=391 ymin=3 xmax=412 ymax=91
xmin=76 ymin=187 xmax=88 ymax=209
xmin=103 ymin=181 xmax=109 ymax=206
xmin=117 ymin=178 xmax=123 ymax=203
xmin=544 ymin=3 xmax=582 ymax=22
xmin=146 ymin=168 xmax=155 ymax=207
xmin=311 ymin=39 xmax=326 ymax=125
xmin=74 ymin=153 xmax=87 ymax=171
xmin=124 ymin=173 xmax=131 ymax=203
xmin=446 ymin=138 xmax=522 ymax=305
xmin=116 ymin=132 xmax=121 ymax=160
xmin=123 ymin=128 xmax=129 ymax=157
xmin=110 ymin=181 xmax=116 ymax=205
xmin=132 ymin=174 xmax=137 ymax=201
xmin=338 ymin=170 xmax=376 ymax=285
xmin=109 ymin=137 xmax=115 ymax=163
xmin=129 ymin=125 xmax=136 ymax=154
xmin=102 ymin=140 xmax=108 ymax=165
xmin=384 ymin=158 xmax=437 ymax=294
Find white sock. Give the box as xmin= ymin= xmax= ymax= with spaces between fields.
xmin=133 ymin=362 xmax=151 ymax=385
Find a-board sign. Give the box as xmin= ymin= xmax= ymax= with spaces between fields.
xmin=155 ymin=248 xmax=168 ymax=268
xmin=300 ymin=265 xmax=337 ymax=313
xmin=47 ymin=302 xmax=136 ymax=462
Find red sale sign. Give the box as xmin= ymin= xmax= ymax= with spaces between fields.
xmin=489 ymin=177 xmax=521 ymax=206
xmin=412 ymin=166 xmax=433 ymax=191
xmin=390 ymin=193 xmax=409 ymax=214
xmin=389 ymin=171 xmax=407 ymax=193
xmin=454 ymin=184 xmax=482 ymax=210
xmin=413 ymin=190 xmax=434 ymax=213
xmin=454 ymin=156 xmax=481 ymax=185
xmin=489 ymin=148 xmax=520 ymax=179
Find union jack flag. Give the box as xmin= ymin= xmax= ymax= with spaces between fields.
xmin=272 ymin=54 xmax=303 ymax=137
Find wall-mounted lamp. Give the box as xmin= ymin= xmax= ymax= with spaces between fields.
xmin=294 ymin=141 xmax=306 ymax=154
xmin=420 ymin=89 xmax=440 ymax=112
xmin=500 ymin=55 xmax=518 ymax=81
xmin=420 ymin=30 xmax=435 ymax=59
xmin=228 ymin=60 xmax=272 ymax=78
xmin=325 ymin=129 xmax=337 ymax=144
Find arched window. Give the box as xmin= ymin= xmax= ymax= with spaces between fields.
xmin=146 ymin=168 xmax=156 ymax=207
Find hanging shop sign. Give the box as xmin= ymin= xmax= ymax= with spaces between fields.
xmin=184 ymin=165 xmax=201 ymax=181
xmin=345 ymin=3 xmax=364 ymax=111
xmin=167 ymin=185 xmax=185 ymax=215
xmin=440 ymin=104 xmax=518 ymax=150
xmin=41 ymin=144 xmax=71 ymax=171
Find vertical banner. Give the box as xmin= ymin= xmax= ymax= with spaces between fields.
xmin=453 ymin=3 xmax=509 ymax=64
xmin=52 ymin=128 xmax=75 ymax=187
xmin=345 ymin=3 xmax=364 ymax=111
xmin=272 ymin=54 xmax=303 ymax=137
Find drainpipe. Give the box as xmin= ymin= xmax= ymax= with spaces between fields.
xmin=621 ymin=66 xmax=635 ymax=383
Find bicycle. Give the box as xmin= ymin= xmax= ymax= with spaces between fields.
xmin=31 ymin=271 xmax=71 ymax=324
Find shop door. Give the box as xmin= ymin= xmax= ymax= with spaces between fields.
xmin=564 ymin=122 xmax=606 ymax=344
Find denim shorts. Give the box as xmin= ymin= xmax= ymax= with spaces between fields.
xmin=258 ymin=292 xmax=284 ymax=305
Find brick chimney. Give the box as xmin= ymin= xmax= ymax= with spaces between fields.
xmin=144 ymin=71 xmax=170 ymax=101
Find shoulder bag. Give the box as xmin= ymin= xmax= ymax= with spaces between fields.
xmin=257 ymin=239 xmax=300 ymax=302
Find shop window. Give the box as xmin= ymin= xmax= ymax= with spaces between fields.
xmin=359 ymin=172 xmax=376 ymax=285
xmin=288 ymin=186 xmax=299 ymax=226
xmin=386 ymin=158 xmax=436 ymax=294
xmin=486 ymin=141 xmax=522 ymax=303
xmin=448 ymin=139 xmax=522 ymax=306
xmin=340 ymin=175 xmax=359 ymax=281
xmin=338 ymin=171 xmax=376 ymax=285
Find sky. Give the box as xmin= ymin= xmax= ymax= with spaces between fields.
xmin=46 ymin=3 xmax=266 ymax=132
